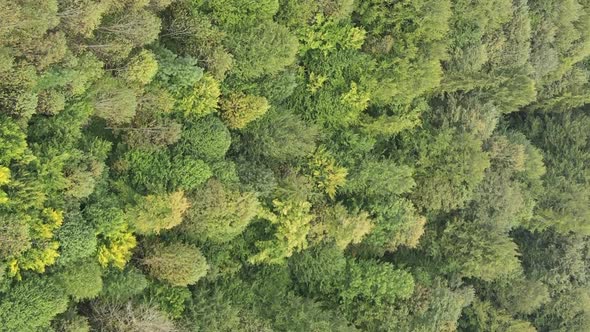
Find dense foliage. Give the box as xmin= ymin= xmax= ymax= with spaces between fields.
xmin=1 ymin=0 xmax=590 ymax=331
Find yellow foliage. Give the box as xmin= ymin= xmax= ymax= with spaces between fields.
xmin=341 ymin=82 xmax=370 ymax=114
xmin=307 ymin=72 xmax=327 ymax=93
xmin=0 ymin=166 xmax=10 ymax=184
xmin=30 ymin=209 xmax=64 ymax=239
xmin=389 ymin=215 xmax=426 ymax=249
xmin=130 ymin=191 xmax=190 ymax=235
xmin=311 ymin=203 xmax=374 ymax=250
xmin=8 ymin=259 xmax=19 ymax=279
xmin=12 ymin=242 xmax=60 ymax=278
xmin=98 ymin=232 xmax=137 ymax=269
xmin=0 ymin=167 xmax=11 ymax=203
xmin=308 ymin=148 xmax=348 ymax=199
xmin=250 ymin=199 xmax=314 ymax=264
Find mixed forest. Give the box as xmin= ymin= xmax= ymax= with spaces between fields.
xmin=2 ymin=0 xmax=590 ymax=331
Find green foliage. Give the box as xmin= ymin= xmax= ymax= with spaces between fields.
xmin=0 ymin=115 xmax=27 ymax=164
xmin=57 ymin=260 xmax=103 ymax=301
xmin=127 ymin=191 xmax=190 ymax=235
xmin=174 ymin=115 xmax=231 ymax=161
xmin=460 ymin=299 xmax=537 ymax=332
xmin=438 ymin=218 xmax=521 ymax=281
xmin=1 ymin=1 xmax=590 ymax=330
xmin=518 ymin=111 xmax=590 ymax=234
xmin=363 ymin=198 xmax=426 ymax=252
xmin=170 ymin=157 xmax=213 ymax=191
xmin=219 ymin=93 xmax=270 ymax=129
xmin=181 ymin=179 xmax=259 ymax=243
xmin=412 ymin=129 xmax=490 ymax=212
xmin=345 ymin=160 xmax=415 ymax=198
xmin=178 ymin=74 xmax=221 ymax=117
xmin=311 ymin=203 xmax=373 ymax=250
xmin=90 ymin=9 xmax=161 ymax=61
xmin=250 ymin=199 xmax=315 ymax=264
xmin=89 ymin=77 xmax=137 ymax=125
xmin=206 ymin=0 xmax=279 ymax=27
xmin=88 ymin=300 xmax=176 ymax=332
xmin=144 ymin=282 xmax=191 ymax=319
xmin=101 ymin=267 xmax=148 ymax=302
xmin=240 ymin=108 xmax=319 ymax=161
xmin=119 ymin=50 xmax=159 ymax=86
xmin=0 ymin=213 xmax=31 ymax=259
xmin=340 ymin=259 xmax=414 ymax=311
xmin=55 ymin=212 xmax=97 ymax=266
xmin=298 ymin=15 xmax=367 ymax=55
xmin=289 ymin=244 xmax=347 ymax=296
xmin=0 ymin=275 xmax=68 ymax=331
xmin=143 ymin=242 xmax=209 ymax=286
xmin=224 ymin=21 xmax=299 ymax=79
xmin=307 ymin=148 xmax=348 ymax=199
xmin=52 ymin=312 xmax=91 ymax=332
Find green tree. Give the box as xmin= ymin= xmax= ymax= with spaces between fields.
xmin=0 ymin=275 xmax=68 ymax=331
xmin=127 ymin=191 xmax=190 ymax=235
xmin=225 ymin=21 xmax=299 ymax=79
xmin=118 ymin=49 xmax=159 ymax=86
xmin=57 ymin=260 xmax=103 ymax=301
xmin=438 ymin=218 xmax=521 ymax=281
xmin=412 ymin=129 xmax=490 ymax=212
xmin=173 ymin=115 xmax=231 ymax=161
xmin=89 ymin=77 xmax=137 ymax=125
xmin=142 ymin=242 xmax=209 ymax=286
xmin=219 ymin=93 xmax=270 ymax=129
xmin=181 ymin=179 xmax=259 ymax=243
xmin=250 ymin=199 xmax=315 ymax=264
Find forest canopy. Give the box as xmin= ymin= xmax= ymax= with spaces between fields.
xmin=1 ymin=0 xmax=590 ymax=331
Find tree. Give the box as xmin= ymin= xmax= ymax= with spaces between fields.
xmin=142 ymin=242 xmax=209 ymax=286
xmin=240 ymin=108 xmax=319 ymax=162
xmin=57 ymin=260 xmax=103 ymax=301
xmin=339 ymin=259 xmax=414 ymax=325
xmin=169 ymin=157 xmax=212 ymax=191
xmin=0 ymin=115 xmax=27 ymax=164
xmin=55 ymin=211 xmax=97 ymax=266
xmin=90 ymin=77 xmax=137 ymax=125
xmin=362 ymin=198 xmax=426 ymax=252
xmin=494 ymin=278 xmax=550 ymax=315
xmin=181 ymin=179 xmax=259 ymax=243
xmin=100 ymin=267 xmax=148 ymax=302
xmin=127 ymin=191 xmax=190 ymax=235
xmin=219 ymin=93 xmax=270 ymax=129
xmin=144 ymin=282 xmax=191 ymax=319
xmin=52 ymin=312 xmax=91 ymax=332
xmin=250 ymin=199 xmax=315 ymax=264
xmin=289 ymin=244 xmax=347 ymax=296
xmin=88 ymin=300 xmax=177 ymax=332
xmin=57 ymin=0 xmax=112 ymax=38
xmin=206 ymin=0 xmax=279 ymax=27
xmin=311 ymin=203 xmax=373 ymax=250
xmin=438 ymin=218 xmax=521 ymax=281
xmin=0 ymin=213 xmax=31 ymax=259
xmin=412 ymin=129 xmax=490 ymax=212
xmin=224 ymin=21 xmax=299 ymax=79
xmin=119 ymin=50 xmax=159 ymax=86
xmin=0 ymin=275 xmax=68 ymax=331
xmin=460 ymin=299 xmax=537 ymax=332
xmin=173 ymin=115 xmax=231 ymax=161
xmin=306 ymin=148 xmax=348 ymax=199
xmin=344 ymin=159 xmax=415 ymax=198
xmin=176 ymin=74 xmax=221 ymax=117
xmin=90 ymin=9 xmax=161 ymax=61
